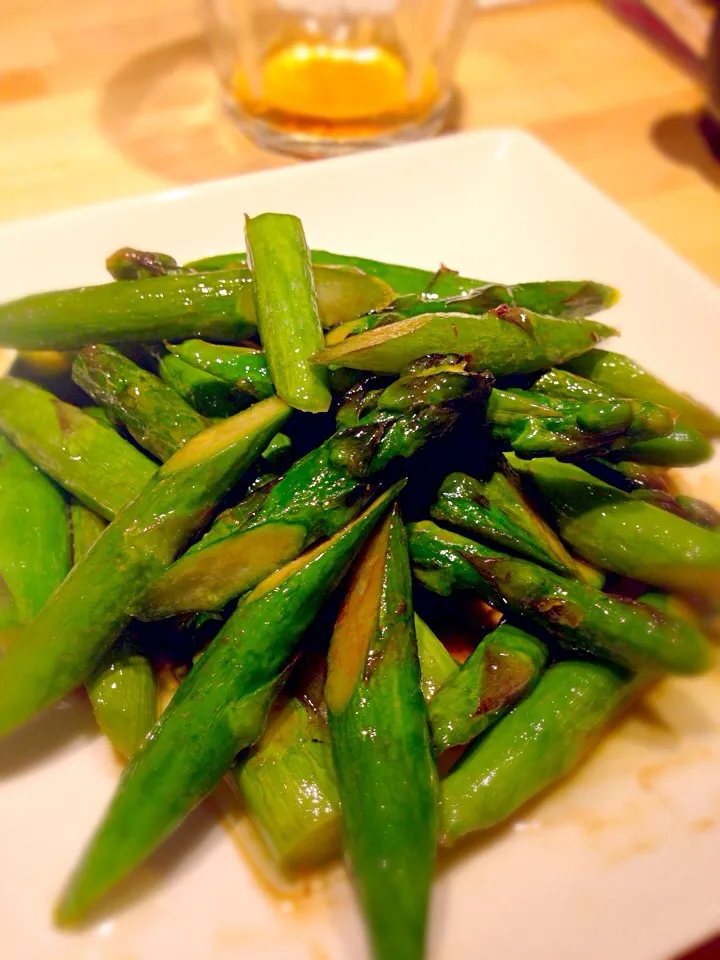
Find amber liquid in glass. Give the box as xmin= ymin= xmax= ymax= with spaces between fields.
xmin=233 ymin=38 xmax=439 ymax=140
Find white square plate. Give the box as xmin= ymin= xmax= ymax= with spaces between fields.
xmin=1 ymin=129 xmax=720 ymax=960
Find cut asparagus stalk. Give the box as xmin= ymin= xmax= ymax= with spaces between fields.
xmin=167 ymin=340 xmax=274 ymax=401
xmin=0 ymin=378 xmax=156 ymax=520
xmin=409 ymin=521 xmax=712 ymax=675
xmin=563 ymin=348 xmax=720 ymax=437
xmin=431 ymin=466 xmax=596 ymax=583
xmin=510 ymin=456 xmax=720 ymax=599
xmin=312 ymin=310 xmax=616 ymax=376
xmin=428 ymin=623 xmax=547 ymax=752
xmin=0 ymin=396 xmax=290 ymax=737
xmin=326 ymin=507 xmax=437 ymax=960
xmin=55 ymin=485 xmax=399 ymax=926
xmin=0 ymin=435 xmax=70 ymax=623
xmin=73 ymin=345 xmax=209 ymax=461
xmin=138 ymin=364 xmax=489 ymax=618
xmin=86 ymin=638 xmax=157 ymax=760
xmin=440 ymin=660 xmax=633 ymax=845
xmin=246 ymin=213 xmax=331 ymax=413
xmin=159 ymin=353 xmax=252 ymax=418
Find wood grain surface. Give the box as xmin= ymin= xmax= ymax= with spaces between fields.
xmin=0 ymin=0 xmax=719 ymax=281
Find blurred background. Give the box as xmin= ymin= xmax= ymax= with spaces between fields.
xmin=1 ymin=0 xmax=719 ymax=280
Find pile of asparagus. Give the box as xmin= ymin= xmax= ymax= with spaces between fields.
xmin=0 ymin=212 xmax=718 ymax=960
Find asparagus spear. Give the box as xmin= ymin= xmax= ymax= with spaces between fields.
xmin=440 ymin=660 xmax=632 ymax=845
xmin=326 ymin=507 xmax=437 ymax=960
xmin=630 ymin=488 xmax=720 ymax=530
xmin=234 ymin=697 xmax=341 ymax=872
xmin=327 ymin=276 xmax=621 ymax=344
xmin=533 ymin=367 xmax=713 ymax=466
xmin=312 ymin=310 xmax=616 ymax=376
xmin=409 ymin=521 xmax=712 ymax=674
xmin=0 ymin=270 xmax=258 ymax=350
xmin=563 ymin=348 xmax=720 ymax=437
xmin=56 ymin=485 xmax=399 ymax=925
xmin=415 ymin=613 xmax=459 ymax=699
xmin=106 ymin=247 xmax=186 ymax=280
xmin=235 ymin=615 xmax=543 ymax=873
xmin=581 ymin=458 xmax=673 ymax=493
xmin=137 ymin=248 xmax=397 ymax=328
xmin=0 ymin=578 xmax=18 ymax=632
xmin=511 ymin=456 xmax=720 ymax=598
xmin=73 ymin=345 xmax=209 ymax=461
xmin=159 ymin=353 xmax=251 ymax=418
xmin=86 ymin=639 xmax=157 ymax=760
xmin=69 ymin=502 xmax=157 ymax=758
xmin=246 ymin=213 xmax=331 ymax=413
xmin=233 ymin=613 xmax=455 ymax=874
xmin=0 ymin=378 xmax=156 ymax=520
xmin=0 ymin=262 xmax=392 ymax=351
xmin=138 ymin=364 xmax=490 ymax=617
xmin=188 ymin=250 xmax=479 ymax=296
xmin=0 ymin=435 xmax=70 ymax=623
xmin=431 ymin=467 xmax=595 ymax=582
xmin=608 ymin=422 xmax=713 ymax=467
xmin=428 ymin=623 xmax=547 ymax=752
xmin=487 ymin=386 xmax=673 ymax=459
xmin=311 ymin=252 xmax=620 ymax=313
xmin=328 ymin=276 xmax=620 ymax=343
xmin=70 ymin=501 xmax=107 ymax=562
xmin=167 ymin=340 xmax=274 ymax=401
xmin=0 ymin=396 xmax=290 ymax=737
xmin=306 ymin=264 xmax=395 ymax=327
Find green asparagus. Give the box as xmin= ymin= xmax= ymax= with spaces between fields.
xmin=233 ymin=698 xmax=341 ymax=872
xmin=139 ymin=364 xmax=490 ymax=618
xmin=86 ymin=638 xmax=157 ymax=760
xmin=0 ymin=262 xmax=393 ymax=351
xmin=511 ymin=456 xmax=720 ymax=598
xmin=409 ymin=521 xmax=712 ymax=674
xmin=431 ymin=466 xmax=596 ymax=582
xmin=441 ymin=660 xmax=632 ymax=844
xmin=312 ymin=309 xmax=616 ymax=375
xmin=487 ymin=385 xmax=673 ymax=459
xmin=0 ymin=270 xmax=258 ymax=350
xmin=56 ymin=484 xmax=399 ymax=925
xmin=0 ymin=395 xmax=290 ymax=736
xmin=234 ymin=613 xmax=456 ymax=873
xmin=563 ymin=348 xmax=720 ymax=437
xmin=159 ymin=353 xmax=252 ymax=418
xmin=0 ymin=378 xmax=156 ymax=520
xmin=167 ymin=340 xmax=274 ymax=401
xmin=69 ymin=501 xmax=157 ymax=758
xmin=532 ymin=367 xmax=713 ymax=466
xmin=73 ymin=345 xmax=209 ymax=461
xmin=106 ymin=248 xmax=186 ymax=280
xmin=70 ymin=501 xmax=107 ymax=562
xmin=327 ymin=276 xmax=621 ymax=343
xmin=326 ymin=508 xmax=437 ymax=960
xmin=246 ymin=213 xmax=331 ymax=413
xmin=0 ymin=434 xmax=70 ymax=623
xmin=607 ymin=422 xmax=713 ymax=467
xmin=415 ymin=613 xmax=459 ymax=699
xmin=630 ymin=488 xmax=720 ymax=529
xmin=428 ymin=623 xmax=547 ymax=752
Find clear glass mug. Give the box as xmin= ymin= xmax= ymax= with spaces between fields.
xmin=201 ymin=0 xmax=474 ymax=157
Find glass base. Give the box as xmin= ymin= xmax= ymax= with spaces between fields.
xmin=222 ymin=92 xmax=453 ymax=159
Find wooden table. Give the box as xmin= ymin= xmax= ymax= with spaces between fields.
xmin=1 ymin=0 xmax=719 ymax=282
